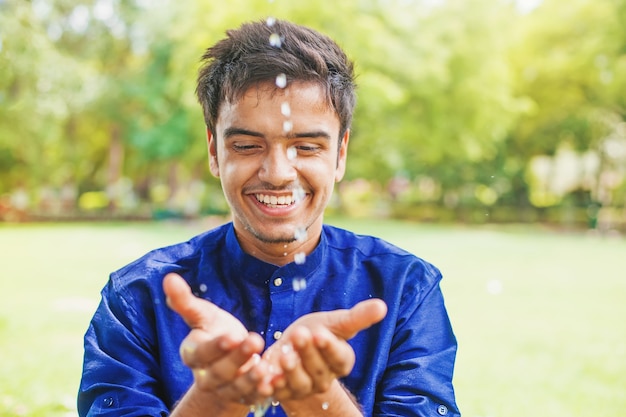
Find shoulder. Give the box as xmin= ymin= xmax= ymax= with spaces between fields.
xmin=322 ymin=224 xmax=442 ymax=283
xmin=109 ymin=223 xmax=230 ymax=293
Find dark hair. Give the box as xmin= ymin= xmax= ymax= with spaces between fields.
xmin=196 ymin=19 xmax=356 ymax=140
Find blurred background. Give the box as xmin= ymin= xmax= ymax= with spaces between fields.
xmin=1 ymin=0 xmax=626 ymax=416
xmin=1 ymin=0 xmax=625 ymax=231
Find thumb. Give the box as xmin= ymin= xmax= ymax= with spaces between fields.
xmin=328 ymin=298 xmax=388 ymax=340
xmin=163 ymin=272 xmax=218 ymax=330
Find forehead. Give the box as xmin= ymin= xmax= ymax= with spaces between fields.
xmin=218 ymin=81 xmax=337 ymax=123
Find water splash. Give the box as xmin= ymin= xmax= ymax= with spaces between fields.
xmin=252 ymin=399 xmax=272 ymax=416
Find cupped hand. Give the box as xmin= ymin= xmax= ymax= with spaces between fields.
xmin=163 ymin=273 xmax=273 ymax=405
xmin=263 ymin=298 xmax=387 ymax=401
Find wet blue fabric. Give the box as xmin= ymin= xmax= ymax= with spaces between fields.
xmin=78 ymin=222 xmax=460 ymax=416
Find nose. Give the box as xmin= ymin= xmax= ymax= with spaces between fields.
xmin=258 ymin=145 xmax=297 ymax=186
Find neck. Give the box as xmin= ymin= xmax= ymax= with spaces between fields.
xmin=234 ymin=225 xmax=322 ymax=266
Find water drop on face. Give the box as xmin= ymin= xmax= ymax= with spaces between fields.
xmin=281 ymin=102 xmax=291 ymax=116
xmin=287 ymin=146 xmax=297 ymax=160
xmin=293 ymin=277 xmax=307 ymax=291
xmin=291 ymin=187 xmax=305 ymax=202
xmin=269 ymin=33 xmax=282 ymax=47
xmin=294 ymin=252 xmax=306 ymax=264
xmin=275 ymin=73 xmax=287 ymax=88
xmin=283 ymin=120 xmax=293 ymax=133
xmin=321 ymin=402 xmax=329 ymax=410
xmin=294 ymin=227 xmax=307 ymax=241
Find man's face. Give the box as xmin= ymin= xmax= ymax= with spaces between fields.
xmin=209 ymin=81 xmax=349 ymax=248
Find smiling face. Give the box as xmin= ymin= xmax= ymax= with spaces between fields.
xmin=208 ymin=81 xmax=349 ymax=264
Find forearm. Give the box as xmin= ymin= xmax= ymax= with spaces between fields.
xmin=279 ymin=379 xmax=363 ymax=417
xmin=170 ymin=383 xmax=250 ymax=417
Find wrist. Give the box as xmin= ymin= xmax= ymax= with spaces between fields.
xmin=171 ymin=383 xmax=251 ymax=417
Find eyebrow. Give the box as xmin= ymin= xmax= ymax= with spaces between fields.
xmin=222 ymin=127 xmax=331 ymax=141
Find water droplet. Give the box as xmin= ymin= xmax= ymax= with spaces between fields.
xmin=283 ymin=252 xmax=288 ymax=256
xmin=281 ymin=102 xmax=291 ymax=116
xmin=266 ymin=16 xmax=276 ymax=27
xmin=294 ymin=252 xmax=306 ymax=264
xmin=283 ymin=120 xmax=293 ymax=133
xmin=293 ymin=277 xmax=307 ymax=291
xmin=269 ymin=33 xmax=282 ymax=47
xmin=291 ymin=187 xmax=305 ymax=202
xmin=287 ymin=146 xmax=297 ymax=160
xmin=275 ymin=73 xmax=287 ymax=88
xmin=486 ymin=279 xmax=503 ymax=295
xmin=321 ymin=402 xmax=329 ymax=410
xmin=272 ymin=400 xmax=280 ymax=407
xmin=199 ymin=283 xmax=208 ymax=293
xmin=294 ymin=227 xmax=307 ymax=241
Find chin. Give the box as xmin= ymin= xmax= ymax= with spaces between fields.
xmin=248 ymin=225 xmax=300 ymax=244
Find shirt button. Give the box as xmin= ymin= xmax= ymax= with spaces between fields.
xmin=273 ymin=277 xmax=283 ymax=287
xmin=437 ymin=405 xmax=448 ymax=415
xmin=273 ymin=330 xmax=283 ymax=340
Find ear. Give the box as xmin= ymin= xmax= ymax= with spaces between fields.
xmin=207 ymin=129 xmax=220 ymax=178
xmin=335 ymin=129 xmax=350 ymax=182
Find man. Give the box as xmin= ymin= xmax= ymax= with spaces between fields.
xmin=78 ymin=19 xmax=460 ymax=417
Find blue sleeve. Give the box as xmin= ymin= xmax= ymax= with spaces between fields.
xmin=78 ymin=278 xmax=170 ymax=417
xmin=375 ymin=265 xmax=460 ymax=417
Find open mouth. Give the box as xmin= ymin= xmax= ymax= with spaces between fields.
xmin=255 ymin=193 xmax=297 ymax=208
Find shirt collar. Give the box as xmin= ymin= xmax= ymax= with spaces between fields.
xmin=223 ymin=223 xmax=325 ymax=283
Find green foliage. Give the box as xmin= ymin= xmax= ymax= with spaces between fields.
xmin=1 ymin=0 xmax=625 ymax=219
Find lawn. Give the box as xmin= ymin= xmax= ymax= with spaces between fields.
xmin=1 ymin=218 xmax=624 ymax=416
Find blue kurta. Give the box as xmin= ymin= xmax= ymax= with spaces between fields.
xmin=79 ymin=222 xmax=460 ymax=416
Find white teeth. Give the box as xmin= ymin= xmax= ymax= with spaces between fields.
xmin=255 ymin=193 xmax=297 ymax=206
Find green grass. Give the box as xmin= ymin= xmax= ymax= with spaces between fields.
xmin=1 ymin=218 xmax=624 ymax=416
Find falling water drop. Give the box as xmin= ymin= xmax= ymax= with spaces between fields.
xmin=321 ymin=402 xmax=329 ymax=410
xmin=294 ymin=227 xmax=307 ymax=241
xmin=292 ymin=186 xmax=305 ymax=202
xmin=283 ymin=120 xmax=293 ymax=133
xmin=292 ymin=277 xmax=307 ymax=291
xmin=269 ymin=33 xmax=282 ymax=48
xmin=281 ymin=102 xmax=291 ymax=117
xmin=287 ymin=146 xmax=297 ymax=160
xmin=275 ymin=73 xmax=287 ymax=88
xmin=199 ymin=283 xmax=208 ymax=293
xmin=294 ymin=252 xmax=306 ymax=265
xmin=266 ymin=16 xmax=276 ymax=27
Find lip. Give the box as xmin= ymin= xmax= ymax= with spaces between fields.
xmin=247 ymin=192 xmax=308 ymax=216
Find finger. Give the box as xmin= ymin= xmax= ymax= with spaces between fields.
xmin=313 ymin=329 xmax=355 ymax=377
xmin=215 ymin=358 xmax=274 ymax=404
xmin=181 ymin=331 xmax=256 ymax=368
xmin=273 ymin=328 xmax=318 ymax=400
xmin=193 ymin=333 xmax=265 ymax=391
xmin=327 ymin=298 xmax=388 ymax=340
xmin=163 ymin=272 xmax=220 ymax=329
